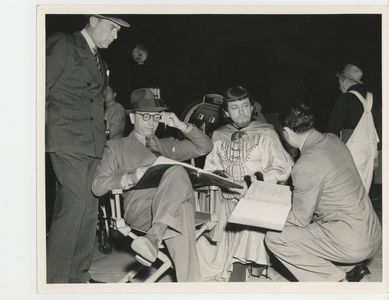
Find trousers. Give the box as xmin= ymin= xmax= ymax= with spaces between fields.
xmin=265 ymin=224 xmax=378 ymax=281
xmin=47 ymin=152 xmax=99 ymax=283
xmin=123 ymin=165 xmax=201 ymax=282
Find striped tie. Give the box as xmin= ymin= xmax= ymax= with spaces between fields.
xmin=92 ymin=47 xmax=101 ymax=71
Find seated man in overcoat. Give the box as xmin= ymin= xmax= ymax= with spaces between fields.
xmin=92 ymin=88 xmax=213 ymax=282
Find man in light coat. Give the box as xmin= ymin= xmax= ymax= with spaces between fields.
xmin=92 ymin=88 xmax=213 ymax=281
xmin=265 ymin=102 xmax=381 ymax=282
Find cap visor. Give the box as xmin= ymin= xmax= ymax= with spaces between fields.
xmin=94 ymin=14 xmax=130 ymax=27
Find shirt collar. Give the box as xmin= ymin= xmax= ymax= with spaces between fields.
xmin=81 ymin=28 xmax=97 ymax=53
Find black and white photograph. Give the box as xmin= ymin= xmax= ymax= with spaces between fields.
xmin=35 ymin=4 xmax=388 ymax=294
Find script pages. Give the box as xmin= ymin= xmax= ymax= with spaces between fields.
xmin=228 ymin=180 xmax=292 ymax=231
xmin=132 ymin=156 xmax=243 ymax=190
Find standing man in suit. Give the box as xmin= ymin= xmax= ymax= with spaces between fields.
xmin=92 ymin=88 xmax=213 ymax=281
xmin=46 ymin=14 xmax=130 ymax=283
xmin=265 ymin=102 xmax=381 ymax=282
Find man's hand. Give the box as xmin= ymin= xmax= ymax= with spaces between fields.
xmin=127 ymin=166 xmax=149 ymax=186
xmin=228 ymin=181 xmax=248 ymax=199
xmin=159 ymin=112 xmax=189 ymax=132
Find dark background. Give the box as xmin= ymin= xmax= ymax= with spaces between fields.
xmin=46 ymin=14 xmax=382 ymax=132
xmin=45 ymin=14 xmax=382 ymax=229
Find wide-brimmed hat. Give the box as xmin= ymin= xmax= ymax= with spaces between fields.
xmin=336 ymin=64 xmax=363 ymax=84
xmin=87 ymin=14 xmax=130 ymax=28
xmin=127 ymin=88 xmax=169 ymax=112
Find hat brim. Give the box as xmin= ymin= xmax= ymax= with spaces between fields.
xmin=92 ymin=14 xmax=130 ymax=28
xmin=336 ymin=72 xmax=363 ymax=84
xmin=125 ymin=106 xmax=169 ymax=113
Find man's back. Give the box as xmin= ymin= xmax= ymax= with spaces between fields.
xmin=327 ymin=84 xmax=381 ymax=145
xmin=293 ymin=131 xmax=381 ymax=251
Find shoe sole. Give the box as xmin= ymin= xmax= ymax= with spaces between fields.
xmin=135 ymin=255 xmax=153 ymax=267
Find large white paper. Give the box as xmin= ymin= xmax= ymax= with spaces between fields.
xmin=228 ymin=180 xmax=292 ymax=231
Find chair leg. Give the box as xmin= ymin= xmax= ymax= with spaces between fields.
xmin=118 ymin=264 xmax=144 ymax=283
xmin=195 ymin=224 xmax=207 ymax=240
xmin=144 ymin=251 xmax=173 ymax=282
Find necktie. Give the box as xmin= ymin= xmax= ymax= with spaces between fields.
xmin=145 ymin=137 xmax=161 ymax=157
xmin=92 ymin=47 xmax=101 ymax=72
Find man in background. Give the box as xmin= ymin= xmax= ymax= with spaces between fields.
xmin=326 ymin=64 xmax=381 ymax=191
xmin=46 ymin=14 xmax=129 ymax=283
xmin=104 ymin=86 xmax=127 ymax=139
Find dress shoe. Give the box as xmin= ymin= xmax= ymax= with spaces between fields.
xmin=345 ymin=264 xmax=371 ymax=282
xmin=86 ymin=278 xmax=106 ymax=283
xmin=131 ymin=236 xmax=159 ymax=265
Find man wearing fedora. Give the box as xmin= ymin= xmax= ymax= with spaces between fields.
xmin=46 ymin=15 xmax=129 ymax=283
xmin=327 ymin=64 xmax=381 ymax=192
xmin=92 ymin=88 xmax=213 ymax=282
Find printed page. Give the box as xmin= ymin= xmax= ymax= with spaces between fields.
xmin=228 ymin=180 xmax=292 ymax=231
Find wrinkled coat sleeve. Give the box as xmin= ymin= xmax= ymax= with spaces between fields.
xmin=92 ymin=142 xmax=128 ymax=197
xmin=260 ymin=131 xmax=293 ymax=182
xmin=160 ymin=126 xmax=213 ymax=162
xmin=46 ymin=33 xmax=68 ymax=97
xmin=286 ymin=157 xmax=324 ymax=227
xmin=203 ymin=134 xmax=224 ymax=172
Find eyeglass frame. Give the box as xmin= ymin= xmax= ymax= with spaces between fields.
xmin=135 ymin=112 xmax=162 ymax=122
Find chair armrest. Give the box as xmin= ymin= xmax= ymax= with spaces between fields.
xmin=112 ymin=188 xmax=123 ymax=195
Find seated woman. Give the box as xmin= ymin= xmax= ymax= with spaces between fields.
xmin=196 ymin=86 xmax=294 ymax=281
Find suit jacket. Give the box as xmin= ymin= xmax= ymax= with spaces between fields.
xmin=287 ymin=130 xmax=381 ymax=253
xmin=46 ymin=31 xmax=109 ymax=158
xmin=92 ymin=126 xmax=213 ymax=197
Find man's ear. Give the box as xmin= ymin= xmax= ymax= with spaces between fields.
xmin=224 ymin=109 xmax=230 ymax=119
xmin=282 ymin=127 xmax=293 ymax=139
xmin=129 ymin=112 xmax=135 ymax=124
xmin=89 ymin=16 xmax=99 ymax=27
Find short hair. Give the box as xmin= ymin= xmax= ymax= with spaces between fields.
xmin=279 ymin=101 xmax=315 ymax=133
xmin=223 ymin=85 xmax=254 ymax=110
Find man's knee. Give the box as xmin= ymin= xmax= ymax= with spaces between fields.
xmin=265 ymin=231 xmax=285 ymax=251
xmin=165 ymin=165 xmax=187 ymax=176
xmin=163 ymin=165 xmax=191 ymax=185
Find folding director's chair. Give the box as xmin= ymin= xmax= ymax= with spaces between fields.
xmin=107 ymin=185 xmax=219 ymax=283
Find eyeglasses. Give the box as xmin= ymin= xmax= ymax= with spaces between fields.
xmin=136 ymin=112 xmax=162 ymax=122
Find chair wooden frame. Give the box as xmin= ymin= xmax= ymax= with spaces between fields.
xmin=108 ymin=185 xmax=218 ymax=283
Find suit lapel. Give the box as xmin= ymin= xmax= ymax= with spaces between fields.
xmin=73 ymin=32 xmax=103 ymax=84
xmin=126 ymin=132 xmax=158 ymax=168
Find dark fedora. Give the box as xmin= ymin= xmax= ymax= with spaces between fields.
xmin=127 ymin=88 xmax=169 ymax=112
xmin=86 ymin=14 xmax=130 ymax=28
